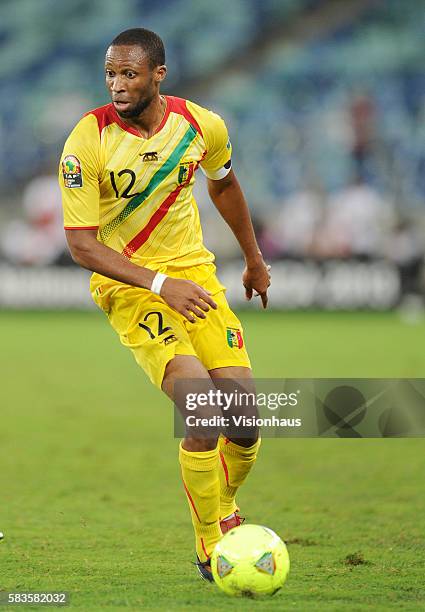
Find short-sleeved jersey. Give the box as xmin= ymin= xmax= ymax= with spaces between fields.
xmin=59 ymin=96 xmax=232 ymax=281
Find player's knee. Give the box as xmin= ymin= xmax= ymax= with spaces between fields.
xmin=162 ymin=354 xmax=210 ymax=400
xmin=184 ymin=401 xmax=223 ymax=443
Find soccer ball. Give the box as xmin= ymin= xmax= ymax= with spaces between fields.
xmin=211 ymin=524 xmax=290 ymax=597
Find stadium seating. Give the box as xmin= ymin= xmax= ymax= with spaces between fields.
xmin=0 ymin=0 xmax=423 ymax=211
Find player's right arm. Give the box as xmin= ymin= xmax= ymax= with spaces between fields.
xmin=65 ymin=229 xmax=215 ymax=322
xmin=60 ymin=116 xmax=216 ymax=323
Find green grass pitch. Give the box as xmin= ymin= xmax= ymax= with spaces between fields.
xmin=0 ymin=310 xmax=424 ymax=610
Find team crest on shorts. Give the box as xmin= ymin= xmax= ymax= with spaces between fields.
xmin=226 ymin=327 xmax=244 ymax=349
xmin=62 ymin=155 xmax=83 ymax=188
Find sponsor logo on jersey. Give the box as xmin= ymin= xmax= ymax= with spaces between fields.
xmin=141 ymin=151 xmax=159 ymax=162
xmin=62 ymin=155 xmax=83 ymax=188
xmin=226 ymin=327 xmax=244 ymax=349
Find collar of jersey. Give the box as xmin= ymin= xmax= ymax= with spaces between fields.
xmin=109 ymin=95 xmax=170 ymax=139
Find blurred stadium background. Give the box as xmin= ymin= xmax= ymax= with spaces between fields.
xmin=0 ymin=0 xmax=424 ymax=311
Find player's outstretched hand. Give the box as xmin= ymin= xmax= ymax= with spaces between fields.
xmin=242 ymin=258 xmax=271 ymax=309
xmin=160 ymin=278 xmax=217 ymax=323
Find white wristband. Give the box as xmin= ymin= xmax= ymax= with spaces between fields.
xmin=150 ymin=272 xmax=168 ymax=296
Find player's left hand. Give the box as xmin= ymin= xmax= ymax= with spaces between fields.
xmin=242 ymin=258 xmax=271 ymax=309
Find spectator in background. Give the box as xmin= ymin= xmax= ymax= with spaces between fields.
xmin=1 ymin=173 xmax=68 ymax=265
xmin=251 ymin=214 xmax=282 ymax=261
xmin=386 ymin=219 xmax=424 ymax=300
xmin=273 ymin=180 xmax=325 ymax=258
xmin=350 ymin=92 xmax=376 ymax=181
xmin=315 ymin=174 xmax=395 ymax=259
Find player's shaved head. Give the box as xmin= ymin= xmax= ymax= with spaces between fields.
xmin=110 ymin=28 xmax=165 ymax=69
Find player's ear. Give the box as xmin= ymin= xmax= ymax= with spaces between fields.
xmin=155 ymin=65 xmax=167 ymax=83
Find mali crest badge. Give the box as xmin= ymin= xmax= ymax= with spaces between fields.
xmin=178 ymin=161 xmax=195 ymax=185
xmin=226 ymin=327 xmax=244 ymax=349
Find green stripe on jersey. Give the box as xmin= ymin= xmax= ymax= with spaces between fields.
xmin=100 ymin=125 xmax=197 ymax=242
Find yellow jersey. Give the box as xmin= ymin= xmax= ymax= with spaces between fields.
xmin=59 ymin=95 xmax=232 ymax=292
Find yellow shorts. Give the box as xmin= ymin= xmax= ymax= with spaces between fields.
xmin=91 ymin=264 xmax=251 ymax=388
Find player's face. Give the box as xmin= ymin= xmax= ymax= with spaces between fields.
xmin=105 ymin=45 xmax=166 ymax=119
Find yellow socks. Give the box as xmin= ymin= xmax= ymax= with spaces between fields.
xmin=179 ymin=437 xmax=261 ymax=561
xmin=179 ymin=442 xmax=222 ymax=562
xmin=218 ymin=436 xmax=261 ymax=520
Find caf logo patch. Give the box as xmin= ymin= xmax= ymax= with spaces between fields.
xmin=62 ymin=155 xmax=83 ymax=188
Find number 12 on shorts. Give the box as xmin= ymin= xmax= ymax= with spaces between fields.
xmin=139 ymin=311 xmax=172 ymax=340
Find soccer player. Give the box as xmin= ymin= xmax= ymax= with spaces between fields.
xmin=59 ymin=28 xmax=270 ymax=581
